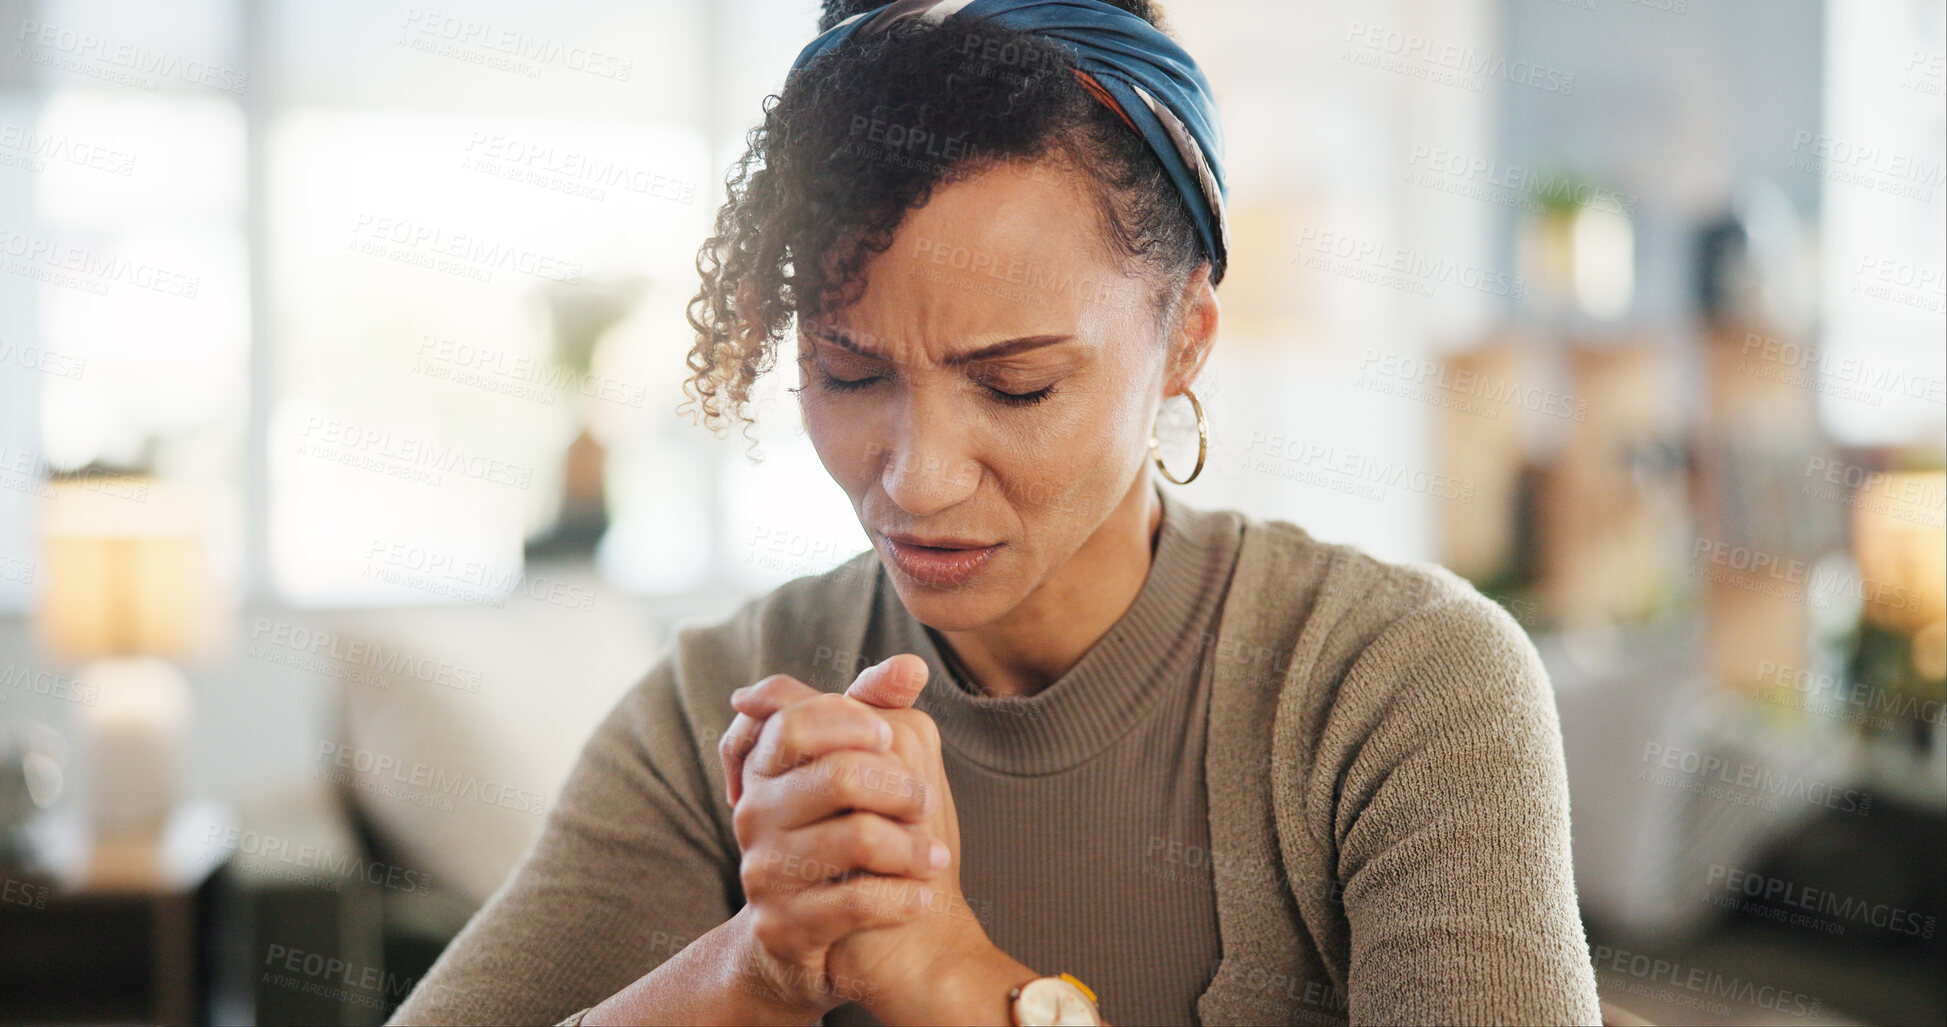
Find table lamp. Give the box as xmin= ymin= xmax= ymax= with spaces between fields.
xmin=34 ymin=477 xmax=223 ymax=877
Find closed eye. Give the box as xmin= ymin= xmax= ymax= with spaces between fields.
xmin=817 ymin=367 xmax=883 ymax=392
xmin=986 ymin=383 xmax=1056 ymax=406
xmin=804 ymin=346 xmax=1059 ymax=406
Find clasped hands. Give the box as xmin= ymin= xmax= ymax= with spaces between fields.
xmin=717 ymin=654 xmax=1015 ymax=1023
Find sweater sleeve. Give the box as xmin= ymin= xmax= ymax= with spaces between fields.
xmin=1326 ymin=593 xmax=1602 ymax=1026
xmin=387 ymin=657 xmax=740 ymax=1025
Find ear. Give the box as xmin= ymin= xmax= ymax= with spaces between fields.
xmin=1165 ymin=263 xmax=1219 ymax=397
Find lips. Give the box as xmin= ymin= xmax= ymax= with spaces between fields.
xmin=881 ymin=532 xmax=1002 ymax=587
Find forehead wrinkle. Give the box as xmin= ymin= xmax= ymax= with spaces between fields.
xmin=840 ymin=263 xmax=1071 ymax=373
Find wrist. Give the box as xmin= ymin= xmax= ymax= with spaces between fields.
xmin=869 ymin=928 xmax=1037 ymax=1026
xmin=580 ymin=909 xmax=825 ymax=1027
xmin=719 ymin=907 xmax=840 ymax=1024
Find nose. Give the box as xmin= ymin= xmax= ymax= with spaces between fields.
xmin=877 ymin=391 xmax=982 ymax=518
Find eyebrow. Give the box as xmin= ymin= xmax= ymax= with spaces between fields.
xmin=811 ymin=327 xmax=1074 ymax=367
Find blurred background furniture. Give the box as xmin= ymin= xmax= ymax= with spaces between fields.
xmin=2 ymin=799 xmax=233 ymax=1025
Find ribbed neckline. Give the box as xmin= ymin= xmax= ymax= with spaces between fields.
xmin=875 ymin=486 xmax=1243 ymax=776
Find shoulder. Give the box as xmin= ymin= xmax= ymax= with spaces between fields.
xmin=1212 ymin=511 xmax=1553 ymax=767
xmin=1228 ymin=509 xmax=1528 ymax=671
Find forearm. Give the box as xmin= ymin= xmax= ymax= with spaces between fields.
xmin=582 ymin=907 xmax=823 ymax=1027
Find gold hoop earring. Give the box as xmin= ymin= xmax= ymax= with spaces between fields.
xmin=1149 ymin=388 xmax=1208 ymax=485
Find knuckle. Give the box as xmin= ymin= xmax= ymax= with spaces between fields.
xmin=740 ymin=850 xmax=770 ymax=894
xmin=732 ymin=797 xmax=764 ymax=840
xmin=907 ymin=711 xmax=942 ymax=748
xmin=718 ymin=723 xmax=747 ymax=760
xmin=752 ymin=673 xmax=796 ymax=695
xmin=840 ymin=814 xmax=887 ymax=865
xmin=884 ymin=708 xmax=940 ymax=748
xmin=775 ymin=720 xmax=816 ymax=767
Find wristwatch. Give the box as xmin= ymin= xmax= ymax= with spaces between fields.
xmin=1008 ymin=973 xmax=1105 ymax=1026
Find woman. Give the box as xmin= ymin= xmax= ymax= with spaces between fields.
xmin=390 ymin=2 xmax=1603 ymax=1024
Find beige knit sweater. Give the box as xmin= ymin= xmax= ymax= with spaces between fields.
xmin=390 ymin=491 xmax=1602 ymax=1025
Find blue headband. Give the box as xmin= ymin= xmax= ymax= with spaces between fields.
xmin=789 ymin=0 xmax=1229 ymax=283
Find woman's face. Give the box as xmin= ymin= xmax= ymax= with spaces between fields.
xmin=796 ymin=158 xmax=1204 ymax=631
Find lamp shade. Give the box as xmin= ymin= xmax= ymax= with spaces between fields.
xmin=1852 ymin=470 xmax=1947 ymax=635
xmin=35 ymin=477 xmax=222 ymax=664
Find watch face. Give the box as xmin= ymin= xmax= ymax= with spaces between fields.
xmin=1015 ymin=976 xmax=1101 ymax=1026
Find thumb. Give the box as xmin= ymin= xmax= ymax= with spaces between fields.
xmin=845 ymin=653 xmax=929 ymax=710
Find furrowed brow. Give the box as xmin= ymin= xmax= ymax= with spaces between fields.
xmin=812 ymin=327 xmax=1072 ymax=367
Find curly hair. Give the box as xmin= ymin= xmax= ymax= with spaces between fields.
xmin=680 ymin=0 xmax=1213 ymax=442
